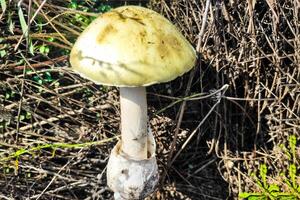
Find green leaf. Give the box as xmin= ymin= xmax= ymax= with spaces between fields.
xmin=279 ymin=197 xmax=297 ymax=200
xmin=0 ymin=0 xmax=6 ymax=18
xmin=288 ymin=135 xmax=296 ymax=150
xmin=0 ymin=0 xmax=7 ymax=13
xmin=44 ymin=46 xmax=50 ymax=54
xmin=47 ymin=37 xmax=54 ymax=42
xmin=33 ymin=75 xmax=43 ymax=85
xmin=25 ymin=69 xmax=33 ymax=74
xmin=19 ymin=115 xmax=25 ymax=121
xmin=29 ymin=39 xmax=34 ymax=55
xmin=18 ymin=6 xmax=28 ymax=37
xmin=260 ymin=164 xmax=267 ymax=176
xmin=259 ymin=164 xmax=268 ymax=188
xmin=5 ymin=92 xmax=10 ymax=99
xmin=54 ymin=82 xmax=60 ymax=88
xmin=98 ymin=4 xmax=111 ymax=13
xmin=39 ymin=45 xmax=50 ymax=55
xmin=69 ymin=1 xmax=78 ymax=9
xmin=289 ymin=164 xmax=297 ymax=188
xmin=289 ymin=135 xmax=297 ymax=159
xmin=0 ymin=50 xmax=6 ymax=57
xmin=239 ymin=192 xmax=251 ymax=198
xmin=25 ymin=112 xmax=31 ymax=119
xmin=74 ymin=13 xmax=81 ymax=21
xmin=249 ymin=196 xmax=266 ymax=200
xmin=289 ymin=164 xmax=296 ymax=177
xmin=51 ymin=148 xmax=56 ymax=158
xmin=268 ymin=184 xmax=279 ymax=192
xmin=39 ymin=45 xmax=46 ymax=54
xmin=44 ymin=71 xmax=53 ymax=82
xmin=15 ymin=148 xmax=26 ymax=157
xmin=8 ymin=13 xmax=15 ymax=34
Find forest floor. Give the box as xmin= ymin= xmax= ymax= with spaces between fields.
xmin=0 ymin=0 xmax=299 ymax=200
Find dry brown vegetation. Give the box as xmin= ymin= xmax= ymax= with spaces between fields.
xmin=0 ymin=0 xmax=299 ymax=199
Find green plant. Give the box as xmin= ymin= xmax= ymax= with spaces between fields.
xmin=0 ymin=40 xmax=7 ymax=58
xmin=239 ymin=135 xmax=300 ymax=200
xmin=17 ymin=110 xmax=32 ymax=122
xmin=4 ymin=88 xmax=16 ymax=100
xmin=32 ymin=71 xmax=54 ymax=85
xmin=0 ymin=121 xmax=9 ymax=134
xmin=0 ymin=136 xmax=118 ymax=173
xmin=68 ymin=0 xmax=111 ymax=29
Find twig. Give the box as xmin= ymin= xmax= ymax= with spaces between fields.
xmin=5 ymin=104 xmax=112 ymax=136
xmin=35 ymin=161 xmax=71 ymax=200
xmin=170 ymin=85 xmax=229 ymax=165
xmin=15 ymin=53 xmax=28 ymax=142
xmin=196 ymin=0 xmax=211 ymax=51
xmin=14 ymin=55 xmax=68 ymax=70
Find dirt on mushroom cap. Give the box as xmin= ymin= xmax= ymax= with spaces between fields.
xmin=70 ymin=6 xmax=197 ymax=87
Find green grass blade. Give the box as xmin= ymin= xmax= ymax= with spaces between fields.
xmin=18 ymin=5 xmax=28 ymax=37
xmin=0 ymin=0 xmax=7 ymax=12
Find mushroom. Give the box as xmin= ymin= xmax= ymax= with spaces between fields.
xmin=70 ymin=5 xmax=196 ymax=200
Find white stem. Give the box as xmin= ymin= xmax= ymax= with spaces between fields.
xmin=120 ymin=87 xmax=148 ymax=159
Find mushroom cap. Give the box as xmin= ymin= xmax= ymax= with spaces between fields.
xmin=70 ymin=6 xmax=197 ymax=87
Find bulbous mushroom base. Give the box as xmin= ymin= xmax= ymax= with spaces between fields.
xmin=107 ymin=134 xmax=159 ymax=200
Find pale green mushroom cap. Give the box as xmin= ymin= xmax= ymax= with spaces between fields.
xmin=70 ymin=6 xmax=197 ymax=87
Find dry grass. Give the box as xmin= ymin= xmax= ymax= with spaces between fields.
xmin=150 ymin=0 xmax=299 ymax=198
xmin=0 ymin=0 xmax=299 ymax=199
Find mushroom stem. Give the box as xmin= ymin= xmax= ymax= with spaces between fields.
xmin=120 ymin=87 xmax=148 ymax=159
